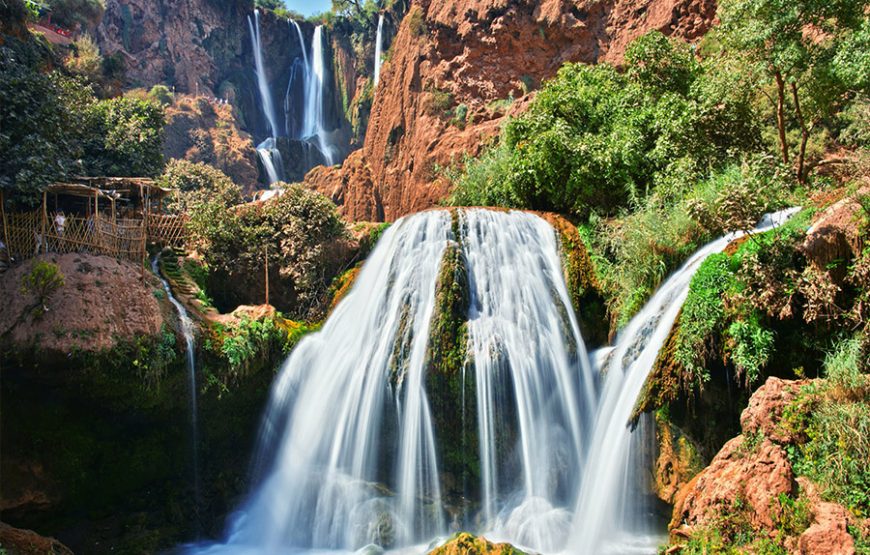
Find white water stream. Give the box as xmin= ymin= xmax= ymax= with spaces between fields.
xmin=186 ymin=208 xmax=798 ymax=554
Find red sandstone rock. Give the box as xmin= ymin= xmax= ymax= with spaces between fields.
xmin=740 ymin=377 xmax=811 ymax=445
xmin=796 ymin=477 xmax=857 ymax=555
xmin=0 ymin=254 xmax=165 ymax=355
xmin=671 ymin=436 xmax=796 ymax=531
xmin=310 ymin=0 xmax=717 ymax=222
xmin=0 ymin=522 xmax=73 ymax=555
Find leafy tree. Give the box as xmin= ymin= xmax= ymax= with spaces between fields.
xmin=82 ymin=96 xmax=165 ymax=177
xmin=0 ymin=35 xmax=93 ymax=205
xmin=451 ymin=32 xmax=759 ymax=217
xmin=715 ymin=0 xmax=866 ymax=181
xmin=187 ymin=183 xmax=349 ymax=317
xmin=159 ymin=159 xmax=242 ymax=214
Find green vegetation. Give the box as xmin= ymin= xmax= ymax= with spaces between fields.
xmin=159 ymin=159 xmax=242 ymax=214
xmin=0 ymin=16 xmax=164 ymax=206
xmin=187 ymin=183 xmax=349 ymax=318
xmin=787 ymin=337 xmax=870 ymax=516
xmin=20 ymin=260 xmax=65 ymax=316
xmin=202 ymin=316 xmax=317 ymax=396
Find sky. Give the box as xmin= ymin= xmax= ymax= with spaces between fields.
xmin=285 ymin=0 xmax=332 ymax=16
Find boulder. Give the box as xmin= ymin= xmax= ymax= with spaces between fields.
xmin=740 ymin=377 xmax=811 ymax=445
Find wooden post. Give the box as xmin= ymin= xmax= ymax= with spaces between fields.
xmin=264 ymin=243 xmax=270 ymax=306
xmin=0 ymin=190 xmax=10 ymax=262
xmin=41 ymin=191 xmax=48 ymax=254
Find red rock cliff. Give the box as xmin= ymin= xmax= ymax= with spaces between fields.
xmin=307 ymin=0 xmax=716 ymax=222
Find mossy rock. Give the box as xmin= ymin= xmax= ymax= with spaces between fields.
xmin=429 ymin=532 xmax=527 ymax=555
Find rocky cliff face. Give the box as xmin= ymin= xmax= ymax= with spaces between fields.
xmin=98 ymin=1 xmax=358 ymax=182
xmin=307 ymin=0 xmax=717 ymax=221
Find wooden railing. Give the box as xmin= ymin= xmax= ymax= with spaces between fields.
xmin=4 ymin=211 xmax=189 ymax=264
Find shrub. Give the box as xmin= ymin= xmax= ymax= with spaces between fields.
xmin=675 ymin=253 xmax=734 ymax=387
xmin=159 ymin=159 xmax=242 ymax=214
xmin=20 ymin=260 xmax=65 ymax=315
xmin=81 ymin=95 xmax=165 ymax=177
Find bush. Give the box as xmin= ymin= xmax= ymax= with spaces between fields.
xmin=20 ymin=260 xmax=65 ymax=315
xmin=82 ymin=95 xmax=165 ymax=177
xmin=449 ymin=32 xmax=761 ymax=218
xmin=159 ymin=159 xmax=242 ymax=214
xmin=187 ymin=183 xmax=349 ymax=317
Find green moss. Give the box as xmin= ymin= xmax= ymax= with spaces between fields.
xmin=425 ymin=213 xmax=478 ymax=497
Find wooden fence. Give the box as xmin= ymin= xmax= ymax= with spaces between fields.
xmin=4 ymin=211 xmax=189 ymax=264
xmin=146 ymin=214 xmax=188 ymax=249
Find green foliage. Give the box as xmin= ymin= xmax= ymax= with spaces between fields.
xmin=20 ymin=260 xmax=65 ymax=315
xmin=727 ymin=314 xmax=775 ymax=385
xmin=159 ymin=159 xmax=242 ymax=214
xmin=0 ymin=34 xmax=90 ymax=205
xmin=450 ymin=31 xmax=760 ymax=218
xmin=82 ymin=95 xmax=165 ymax=177
xmin=675 ymin=254 xmax=733 ymax=387
xmin=203 ymin=316 xmax=317 ymax=395
xmin=148 ymin=84 xmax=174 ymax=106
xmin=823 ymin=335 xmax=868 ymax=392
xmin=188 ymin=183 xmax=348 ymax=317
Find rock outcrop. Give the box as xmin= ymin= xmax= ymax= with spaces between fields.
xmin=0 ymin=522 xmax=73 ymax=555
xmin=0 ymin=254 xmax=164 ymax=356
xmin=429 ymin=532 xmax=527 ymax=555
xmin=669 ymin=377 xmax=861 ymax=554
xmin=163 ymin=95 xmax=259 ymax=193
xmin=308 ymin=0 xmax=717 ymax=221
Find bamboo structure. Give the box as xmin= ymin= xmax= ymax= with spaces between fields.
xmin=3 ymin=180 xmax=186 ymax=266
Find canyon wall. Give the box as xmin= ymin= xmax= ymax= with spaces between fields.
xmin=307 ymin=0 xmax=717 ymax=221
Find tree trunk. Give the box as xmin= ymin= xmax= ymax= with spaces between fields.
xmin=774 ymin=70 xmax=789 ymax=165
xmin=790 ymin=81 xmax=809 ymax=184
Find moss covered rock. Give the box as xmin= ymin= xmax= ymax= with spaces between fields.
xmin=429 ymin=532 xmax=527 ymax=555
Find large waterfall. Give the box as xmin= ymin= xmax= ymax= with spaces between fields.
xmin=187 ymin=208 xmax=797 ymax=554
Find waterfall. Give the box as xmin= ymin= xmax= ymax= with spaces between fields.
xmin=463 ymin=210 xmax=595 ymax=552
xmin=248 ymin=10 xmax=285 ymax=184
xmin=184 ymin=207 xmax=799 ymax=555
xmin=567 ymin=207 xmax=800 ymax=553
xmin=248 ymin=10 xmax=279 ymax=138
xmin=152 ymin=255 xmax=201 ymax=534
xmin=374 ymin=14 xmax=385 ymax=87
xmin=285 ymin=20 xmax=309 ymax=138
xmin=255 ymin=137 xmax=283 ymax=185
xmin=187 ymin=209 xmax=595 ymax=553
xmin=303 ymin=25 xmax=336 ymax=166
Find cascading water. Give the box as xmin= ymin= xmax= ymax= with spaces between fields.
xmin=285 ymin=20 xmax=309 ymax=138
xmin=248 ymin=10 xmax=279 ymax=136
xmin=374 ymin=14 xmax=385 ymax=87
xmin=187 ymin=209 xmax=596 ymax=554
xmin=462 ymin=210 xmax=595 ymax=552
xmin=568 ymin=207 xmax=800 ymax=554
xmin=248 ymin=9 xmax=285 ymax=184
xmin=152 ymin=255 xmax=201 ymax=534
xmin=185 ymin=207 xmax=798 ymax=555
xmin=302 ymin=25 xmax=336 ymax=166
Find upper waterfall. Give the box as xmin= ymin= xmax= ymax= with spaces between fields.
xmin=303 ymin=25 xmax=336 ymax=166
xmin=374 ymin=14 xmax=385 ymax=87
xmin=248 ymin=10 xmax=279 ymax=138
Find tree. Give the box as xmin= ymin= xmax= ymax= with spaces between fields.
xmin=82 ymin=96 xmax=166 ymax=177
xmin=0 ymin=35 xmax=93 ymax=205
xmin=715 ymin=0 xmax=866 ymax=181
xmin=159 ymin=159 xmax=242 ymax=214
